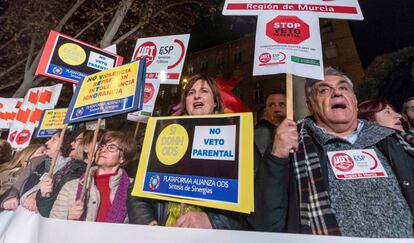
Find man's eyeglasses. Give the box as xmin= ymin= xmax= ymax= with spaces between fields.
xmin=97 ymin=143 xmax=122 ymax=152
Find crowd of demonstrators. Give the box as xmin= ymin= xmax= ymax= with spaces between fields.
xmin=254 ymin=67 xmax=414 ymax=237
xmin=127 ymin=74 xmax=247 ymax=230
xmin=0 ymin=130 xmax=77 ymax=211
xmin=36 ymin=129 xmax=106 ymax=217
xmin=49 ymin=131 xmax=137 ymax=223
xmin=0 ymin=144 xmax=46 ymax=196
xmin=1 ymin=71 xmax=414 ymax=238
xmin=0 ymin=139 xmax=13 ymax=165
xmin=254 ymin=93 xmax=286 ymax=176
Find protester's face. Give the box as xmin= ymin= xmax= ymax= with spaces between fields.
xmin=265 ymin=94 xmax=286 ymax=125
xmin=309 ymin=75 xmax=358 ymax=131
xmin=32 ymin=145 xmax=46 ymax=158
xmin=403 ymin=99 xmax=414 ymax=130
xmin=69 ymin=132 xmax=84 ymax=159
xmin=185 ymin=79 xmax=216 ymax=116
xmin=374 ymin=105 xmax=403 ymax=131
xmin=45 ymin=133 xmax=60 ymax=157
xmin=95 ymin=140 xmax=122 ymax=169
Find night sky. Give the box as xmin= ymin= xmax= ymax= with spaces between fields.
xmin=190 ymin=0 xmax=414 ymax=68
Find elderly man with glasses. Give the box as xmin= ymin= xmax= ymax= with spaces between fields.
xmin=254 ymin=67 xmax=414 ymax=238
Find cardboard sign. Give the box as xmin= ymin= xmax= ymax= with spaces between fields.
xmin=131 ymin=34 xmax=189 ymax=85
xmin=222 ymin=0 xmax=364 ymax=20
xmin=34 ymin=108 xmax=73 ymax=138
xmin=253 ymin=13 xmax=323 ymax=80
xmin=0 ymin=98 xmax=23 ymax=129
xmin=327 ymin=149 xmax=388 ymax=180
xmin=64 ymin=60 xmax=146 ymax=123
xmin=132 ymin=113 xmax=254 ymax=213
xmin=7 ymin=84 xmax=62 ymax=150
xmin=126 ymin=79 xmax=160 ymax=123
xmin=36 ymin=30 xmax=123 ymax=84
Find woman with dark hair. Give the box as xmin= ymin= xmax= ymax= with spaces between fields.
xmin=49 ymin=131 xmax=137 ymax=223
xmin=358 ymin=99 xmax=403 ymax=131
xmin=0 ymin=130 xmax=79 ymax=211
xmin=127 ymin=74 xmax=246 ymax=230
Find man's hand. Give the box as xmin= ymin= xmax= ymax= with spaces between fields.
xmin=40 ymin=176 xmax=53 ymax=197
xmin=68 ymin=200 xmax=84 ymax=220
xmin=272 ymin=118 xmax=299 ymax=158
xmin=2 ymin=197 xmax=19 ymax=210
xmin=22 ymin=192 xmax=38 ymax=212
xmin=175 ymin=211 xmax=213 ymax=229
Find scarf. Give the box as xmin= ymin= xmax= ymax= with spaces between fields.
xmin=75 ymin=168 xmax=130 ymax=223
xmin=397 ymin=131 xmax=414 ymax=155
xmin=165 ymin=203 xmax=202 ymax=227
xmin=292 ymin=121 xmax=341 ymax=235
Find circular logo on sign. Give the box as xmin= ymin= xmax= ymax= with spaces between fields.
xmin=16 ymin=129 xmax=31 ymax=145
xmin=52 ymin=66 xmax=63 ymax=75
xmin=149 ymin=175 xmax=160 ymax=191
xmin=133 ymin=41 xmax=157 ymax=66
xmin=58 ymin=43 xmax=87 ymax=66
xmin=155 ymin=124 xmax=188 ymax=165
xmin=75 ymin=107 xmax=84 ymax=117
xmin=331 ymin=152 xmax=354 ymax=172
xmin=143 ymin=83 xmax=155 ymax=104
xmin=259 ymin=53 xmax=272 ymax=63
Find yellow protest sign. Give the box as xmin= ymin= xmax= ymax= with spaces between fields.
xmin=35 ymin=108 xmax=72 ymax=138
xmin=65 ymin=60 xmax=146 ymax=123
xmin=132 ymin=112 xmax=254 ymax=213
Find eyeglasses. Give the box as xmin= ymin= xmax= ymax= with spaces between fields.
xmin=97 ymin=143 xmax=122 ymax=152
xmin=314 ymin=82 xmax=352 ymax=97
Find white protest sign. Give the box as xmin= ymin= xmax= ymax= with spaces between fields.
xmin=126 ymin=79 xmax=160 ymax=123
xmin=253 ymin=13 xmax=323 ymax=79
xmin=131 ymin=34 xmax=190 ymax=85
xmin=191 ymin=125 xmax=236 ymax=161
xmin=222 ymin=0 xmax=364 ymax=20
xmin=327 ymin=149 xmax=388 ymax=180
xmin=7 ymin=84 xmax=62 ymax=150
xmin=0 ymin=98 xmax=23 ymax=129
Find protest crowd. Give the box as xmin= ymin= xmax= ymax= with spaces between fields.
xmin=0 ymin=68 xmax=414 ymax=239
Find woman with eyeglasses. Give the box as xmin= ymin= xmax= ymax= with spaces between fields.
xmin=36 ymin=129 xmax=106 ymax=217
xmin=127 ymin=74 xmax=246 ymax=230
xmin=49 ymin=131 xmax=137 ymax=223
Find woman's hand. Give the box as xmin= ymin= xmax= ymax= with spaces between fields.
xmin=22 ymin=192 xmax=38 ymax=212
xmin=2 ymin=197 xmax=19 ymax=210
xmin=40 ymin=176 xmax=53 ymax=197
xmin=67 ymin=200 xmax=84 ymax=220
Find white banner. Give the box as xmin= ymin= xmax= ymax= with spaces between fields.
xmin=0 ymin=207 xmax=411 ymax=243
xmin=0 ymin=98 xmax=22 ymax=129
xmin=131 ymin=34 xmax=190 ymax=85
xmin=7 ymin=84 xmax=62 ymax=150
xmin=222 ymin=0 xmax=364 ymax=20
xmin=253 ymin=13 xmax=323 ymax=80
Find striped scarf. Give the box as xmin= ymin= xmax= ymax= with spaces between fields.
xmin=397 ymin=131 xmax=414 ymax=155
xmin=292 ymin=121 xmax=341 ymax=235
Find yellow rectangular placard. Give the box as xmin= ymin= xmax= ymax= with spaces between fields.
xmin=132 ymin=112 xmax=254 ymax=213
xmin=35 ymin=108 xmax=71 ymax=138
xmin=65 ymin=60 xmax=146 ymax=123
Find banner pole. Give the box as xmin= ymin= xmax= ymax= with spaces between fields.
xmin=286 ymin=73 xmax=294 ymax=120
xmin=134 ymin=122 xmax=140 ymax=138
xmin=81 ymin=118 xmax=102 ymax=201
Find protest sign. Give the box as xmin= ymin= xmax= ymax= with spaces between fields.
xmin=64 ymin=60 xmax=146 ymax=123
xmin=34 ymin=108 xmax=73 ymax=138
xmin=126 ymin=79 xmax=160 ymax=123
xmin=132 ymin=113 xmax=254 ymax=213
xmin=222 ymin=0 xmax=364 ymax=20
xmin=0 ymin=98 xmax=23 ymax=129
xmin=253 ymin=13 xmax=323 ymax=80
xmin=132 ymin=34 xmax=189 ymax=85
xmin=7 ymin=84 xmax=62 ymax=150
xmin=36 ymin=30 xmax=123 ymax=84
